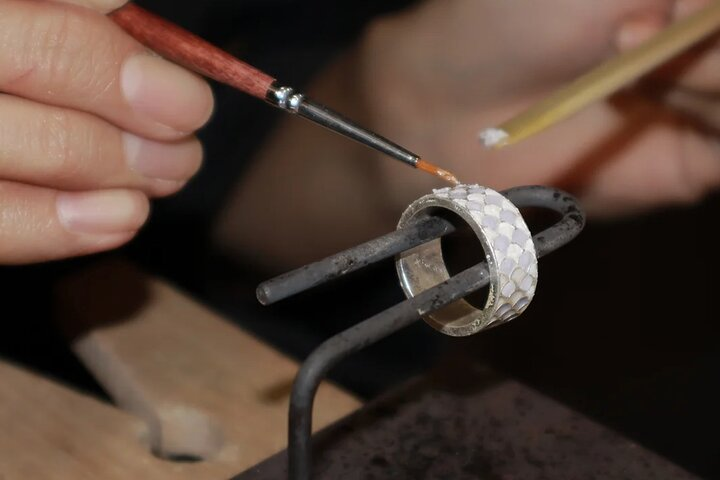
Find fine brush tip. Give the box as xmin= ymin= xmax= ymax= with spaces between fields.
xmin=416 ymin=159 xmax=461 ymax=186
xmin=478 ymin=127 xmax=509 ymax=149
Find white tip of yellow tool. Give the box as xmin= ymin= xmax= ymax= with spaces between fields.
xmin=478 ymin=128 xmax=509 ymax=149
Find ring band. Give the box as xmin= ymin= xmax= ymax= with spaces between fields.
xmin=395 ymin=184 xmax=538 ymax=337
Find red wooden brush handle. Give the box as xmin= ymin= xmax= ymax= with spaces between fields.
xmin=110 ymin=3 xmax=276 ymax=100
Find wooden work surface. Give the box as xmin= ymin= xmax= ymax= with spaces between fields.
xmin=0 ymin=260 xmax=360 ymax=479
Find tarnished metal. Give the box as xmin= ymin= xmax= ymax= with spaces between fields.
xmin=258 ymin=186 xmax=583 ymax=306
xmin=251 ymin=186 xmax=588 ymax=480
xmin=285 ymin=260 xmax=494 ymax=480
xmin=256 ymin=216 xmax=455 ymax=306
xmin=257 ymin=187 xmax=582 ymax=479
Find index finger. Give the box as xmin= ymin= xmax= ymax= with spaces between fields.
xmin=0 ymin=0 xmax=214 ymax=141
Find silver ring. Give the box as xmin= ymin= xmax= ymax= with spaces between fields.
xmin=395 ymin=184 xmax=538 ymax=337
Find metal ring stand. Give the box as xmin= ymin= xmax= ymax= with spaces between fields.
xmin=256 ymin=186 xmax=585 ymax=480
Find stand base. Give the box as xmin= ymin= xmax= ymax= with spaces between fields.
xmin=235 ymin=361 xmax=695 ymax=479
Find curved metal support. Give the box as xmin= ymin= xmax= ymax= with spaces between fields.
xmin=274 ymin=186 xmax=585 ymax=480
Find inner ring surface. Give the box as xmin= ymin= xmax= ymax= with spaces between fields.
xmin=395 ymin=196 xmax=499 ymax=337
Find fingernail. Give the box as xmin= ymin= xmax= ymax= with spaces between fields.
xmin=151 ymin=179 xmax=187 ymax=197
xmin=121 ymin=54 xmax=214 ymax=134
xmin=123 ymin=133 xmax=203 ymax=181
xmin=617 ymin=17 xmax=664 ymax=52
xmin=57 ymin=190 xmax=149 ymax=235
xmin=674 ymin=0 xmax=711 ymax=19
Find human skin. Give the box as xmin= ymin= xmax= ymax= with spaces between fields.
xmin=0 ymin=0 xmax=213 ymax=264
xmin=215 ymin=0 xmax=720 ymax=269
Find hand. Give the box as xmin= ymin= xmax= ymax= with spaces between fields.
xmin=215 ymin=0 xmax=719 ymax=267
xmin=0 ymin=0 xmax=213 ymax=264
xmin=360 ymin=0 xmax=720 ymax=217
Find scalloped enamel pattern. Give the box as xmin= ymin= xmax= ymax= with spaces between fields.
xmin=432 ymin=185 xmax=538 ymax=326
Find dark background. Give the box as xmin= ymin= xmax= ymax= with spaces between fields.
xmin=1 ymin=1 xmax=719 ymax=478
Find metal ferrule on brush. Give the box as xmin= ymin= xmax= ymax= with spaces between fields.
xmin=266 ymin=82 xmax=420 ymax=168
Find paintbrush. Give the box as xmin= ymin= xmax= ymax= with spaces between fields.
xmin=110 ymin=4 xmax=458 ymax=185
xmin=480 ymin=0 xmax=720 ymax=149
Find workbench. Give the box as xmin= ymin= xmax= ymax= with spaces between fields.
xmin=0 ymin=260 xmax=360 ymax=479
xmin=0 ymin=244 xmax=711 ymax=479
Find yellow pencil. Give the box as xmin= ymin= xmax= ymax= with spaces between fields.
xmin=480 ymin=1 xmax=720 ymax=149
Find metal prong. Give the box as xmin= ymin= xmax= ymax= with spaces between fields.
xmin=256 ymin=216 xmax=455 ymax=306
xmin=257 ymin=187 xmax=585 ymax=306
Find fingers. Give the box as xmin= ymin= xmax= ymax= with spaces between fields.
xmin=467 ymin=95 xmax=720 ymax=217
xmin=617 ymin=0 xmax=720 ymax=140
xmin=644 ymin=0 xmax=720 ymax=92
xmin=0 ymin=94 xmax=202 ymax=197
xmin=0 ymin=183 xmax=149 ymax=264
xmin=645 ymin=36 xmax=720 ymax=129
xmin=616 ymin=13 xmax=669 ymax=53
xmin=579 ymin=119 xmax=720 ymax=216
xmin=541 ymin=97 xmax=720 ymax=216
xmin=0 ymin=0 xmax=213 ymax=141
xmin=658 ymin=87 xmax=720 ymax=129
xmin=49 ymin=0 xmax=128 ymax=14
xmin=652 ymin=38 xmax=720 ymax=91
xmin=672 ymin=0 xmax=713 ymax=18
xmin=0 ymin=0 xmax=210 ymax=265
